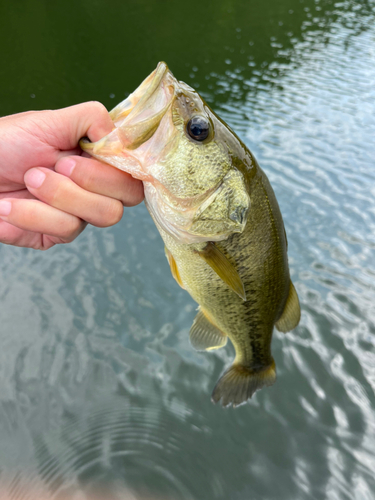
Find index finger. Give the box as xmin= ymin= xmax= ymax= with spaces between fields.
xmin=48 ymin=102 xmax=115 ymax=151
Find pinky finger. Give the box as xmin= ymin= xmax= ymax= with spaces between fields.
xmin=0 ymin=198 xmax=86 ymax=244
xmin=0 ymin=220 xmax=37 ymax=247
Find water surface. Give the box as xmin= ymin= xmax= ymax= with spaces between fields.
xmin=0 ymin=1 xmax=375 ymax=499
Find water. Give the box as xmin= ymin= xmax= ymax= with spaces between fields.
xmin=0 ymin=0 xmax=375 ymax=499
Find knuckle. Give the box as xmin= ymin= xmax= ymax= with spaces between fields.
xmin=83 ymin=101 xmax=112 ymax=142
xmin=87 ymin=100 xmax=108 ymax=117
xmin=121 ymin=182 xmax=145 ymax=207
xmin=59 ymin=217 xmax=82 ymax=241
xmin=48 ymin=182 xmax=63 ymax=207
xmin=27 ymin=200 xmax=41 ymax=218
xmin=97 ymin=200 xmax=123 ymax=227
xmin=78 ymin=165 xmax=96 ymax=188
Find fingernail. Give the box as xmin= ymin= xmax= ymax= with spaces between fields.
xmin=0 ymin=200 xmax=11 ymax=216
xmin=25 ymin=168 xmax=46 ymax=189
xmin=56 ymin=158 xmax=76 ymax=177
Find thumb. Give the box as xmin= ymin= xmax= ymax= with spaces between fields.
xmin=49 ymin=101 xmax=114 ymax=150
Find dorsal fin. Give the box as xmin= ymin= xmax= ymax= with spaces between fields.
xmin=197 ymin=242 xmax=246 ymax=300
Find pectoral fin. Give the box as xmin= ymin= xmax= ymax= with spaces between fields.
xmin=197 ymin=242 xmax=246 ymax=300
xmin=165 ymin=247 xmax=185 ymax=289
xmin=275 ymin=281 xmax=301 ymax=333
xmin=190 ymin=307 xmax=227 ymax=351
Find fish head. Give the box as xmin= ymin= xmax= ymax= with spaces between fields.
xmin=80 ymin=62 xmax=251 ymax=244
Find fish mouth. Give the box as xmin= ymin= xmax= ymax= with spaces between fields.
xmin=109 ymin=61 xmax=174 ymax=127
xmin=79 ymin=62 xmax=178 ymax=180
xmin=80 ymin=62 xmax=177 ymax=173
xmin=109 ymin=61 xmax=176 ymax=150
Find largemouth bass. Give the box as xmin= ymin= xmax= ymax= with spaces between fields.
xmin=80 ymin=62 xmax=301 ymax=407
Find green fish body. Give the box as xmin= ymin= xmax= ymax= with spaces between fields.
xmin=81 ymin=62 xmax=300 ymax=407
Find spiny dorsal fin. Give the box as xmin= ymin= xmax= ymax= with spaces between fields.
xmin=275 ymin=281 xmax=301 ymax=333
xmin=189 ymin=307 xmax=227 ymax=351
xmin=197 ymin=242 xmax=246 ymax=300
xmin=165 ymin=246 xmax=185 ymax=289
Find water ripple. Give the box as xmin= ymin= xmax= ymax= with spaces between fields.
xmin=1 ymin=1 xmax=375 ymax=499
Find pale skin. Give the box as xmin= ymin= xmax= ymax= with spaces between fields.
xmin=0 ymin=101 xmax=144 ymax=250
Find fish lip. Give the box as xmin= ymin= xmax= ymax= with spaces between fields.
xmin=139 ymin=61 xmax=171 ymax=105
xmin=112 ymin=62 xmax=176 ymax=125
xmin=121 ymin=62 xmax=171 ymax=120
xmin=105 ymin=62 xmax=177 ymax=151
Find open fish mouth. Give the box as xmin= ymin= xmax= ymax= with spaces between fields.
xmin=110 ymin=62 xmax=173 ymax=125
xmin=80 ymin=62 xmax=176 ymax=161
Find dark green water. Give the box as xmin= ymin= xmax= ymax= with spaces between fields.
xmin=1 ymin=1 xmax=375 ymax=499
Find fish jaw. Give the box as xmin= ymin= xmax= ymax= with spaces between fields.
xmin=79 ymin=61 xmax=177 ymax=180
xmin=109 ymin=62 xmax=171 ymax=127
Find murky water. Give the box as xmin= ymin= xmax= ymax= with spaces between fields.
xmin=0 ymin=0 xmax=375 ymax=499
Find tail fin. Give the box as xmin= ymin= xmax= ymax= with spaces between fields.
xmin=211 ymin=359 xmax=276 ymax=407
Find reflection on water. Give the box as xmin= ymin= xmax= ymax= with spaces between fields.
xmin=0 ymin=0 xmax=375 ymax=499
xmin=3 ymin=396 xmax=200 ymax=500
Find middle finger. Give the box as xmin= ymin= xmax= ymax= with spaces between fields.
xmin=55 ymin=155 xmax=144 ymax=207
xmin=24 ymin=167 xmax=124 ymax=228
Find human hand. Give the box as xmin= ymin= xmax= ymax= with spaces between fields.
xmin=0 ymin=102 xmax=144 ymax=250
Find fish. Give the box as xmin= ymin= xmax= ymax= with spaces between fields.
xmin=80 ymin=62 xmax=301 ymax=407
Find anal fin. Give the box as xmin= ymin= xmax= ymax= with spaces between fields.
xmin=275 ymin=281 xmax=301 ymax=333
xmin=189 ymin=307 xmax=227 ymax=351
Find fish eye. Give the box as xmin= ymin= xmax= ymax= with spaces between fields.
xmin=186 ymin=116 xmax=210 ymax=142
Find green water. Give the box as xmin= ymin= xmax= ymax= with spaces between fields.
xmin=1 ymin=1 xmax=375 ymax=499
